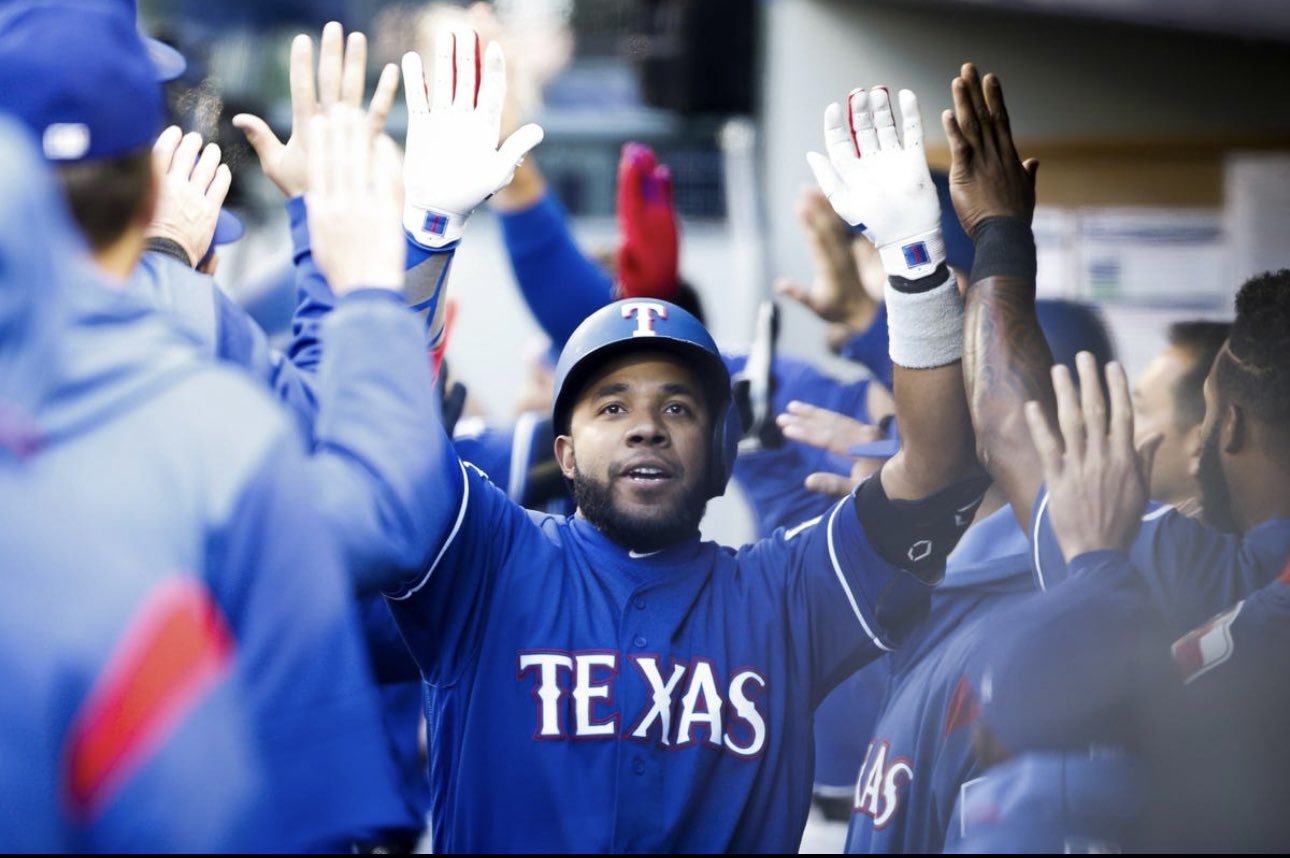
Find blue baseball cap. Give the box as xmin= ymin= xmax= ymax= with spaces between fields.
xmin=197 ymin=208 xmax=243 ymax=267
xmin=109 ymin=0 xmax=187 ymax=82
xmin=0 ymin=0 xmax=162 ymax=161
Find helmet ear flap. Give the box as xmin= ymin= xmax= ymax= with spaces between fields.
xmin=708 ymin=398 xmax=743 ymax=498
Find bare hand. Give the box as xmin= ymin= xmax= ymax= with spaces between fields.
xmin=147 ymin=126 xmax=231 ymax=267
xmin=941 ymin=64 xmax=1038 ymax=236
xmin=776 ymin=400 xmax=888 ymax=497
xmin=1024 ymin=353 xmax=1163 ymax=562
xmin=776 ymin=399 xmax=884 ymax=455
xmin=774 ymin=187 xmax=876 ymax=329
xmin=233 ymin=21 xmax=399 ymax=198
xmin=305 ymin=106 xmax=405 ymax=295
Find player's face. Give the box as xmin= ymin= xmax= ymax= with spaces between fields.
xmin=1133 ymin=346 xmax=1200 ymax=508
xmin=1195 ymin=365 xmax=1238 ymax=532
xmin=558 ymin=352 xmax=711 ymax=552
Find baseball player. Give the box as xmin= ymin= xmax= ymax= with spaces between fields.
xmin=364 ymin=34 xmax=991 ymax=850
xmin=950 ymin=62 xmax=1290 ymax=627
xmin=952 ymin=340 xmax=1290 ymax=852
xmin=491 ymin=139 xmax=891 ymax=538
xmin=0 ymin=98 xmax=421 ymax=849
xmin=826 ymin=300 xmax=1115 ymax=853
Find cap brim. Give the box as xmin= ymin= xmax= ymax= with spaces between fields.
xmin=145 ymin=36 xmax=186 ymax=82
xmin=212 ymin=209 xmax=244 ymax=246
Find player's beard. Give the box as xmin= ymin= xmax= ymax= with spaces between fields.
xmin=1196 ymin=422 xmax=1238 ymax=532
xmin=572 ymin=468 xmax=708 ymax=554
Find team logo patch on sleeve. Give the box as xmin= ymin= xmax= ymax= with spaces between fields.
xmin=1171 ymin=601 xmax=1243 ymax=684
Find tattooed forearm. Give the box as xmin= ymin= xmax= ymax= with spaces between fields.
xmin=964 ymin=275 xmax=1055 ymax=522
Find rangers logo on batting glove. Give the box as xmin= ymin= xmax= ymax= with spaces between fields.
xmin=401 ymin=28 xmax=544 ymax=250
xmin=806 ymin=87 xmax=944 ymax=280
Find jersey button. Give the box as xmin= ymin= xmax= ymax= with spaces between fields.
xmin=633 ymin=635 xmax=647 ymax=648
xmin=632 ymin=757 xmax=645 ymax=775
xmin=634 ymin=596 xmax=646 ymax=610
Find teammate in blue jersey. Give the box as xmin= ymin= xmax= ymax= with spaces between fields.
xmin=0 ymin=102 xmax=421 ymax=850
xmin=951 ymin=62 xmax=1290 ymax=620
xmin=371 ymin=47 xmax=988 ymax=851
xmin=954 ymin=330 xmax=1290 ymax=851
xmin=836 ymin=299 xmax=1115 ymax=853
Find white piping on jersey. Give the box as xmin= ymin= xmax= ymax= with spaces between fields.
xmin=1032 ymin=490 xmax=1051 ymax=591
xmin=1034 ymin=490 xmax=1177 ymax=591
xmin=826 ymin=500 xmax=894 ymax=653
xmin=507 ymin=411 xmax=542 ymax=502
xmin=391 ymin=460 xmax=471 ymax=601
xmin=1142 ymin=503 xmax=1174 ymax=522
xmin=784 ymin=514 xmax=823 ymax=541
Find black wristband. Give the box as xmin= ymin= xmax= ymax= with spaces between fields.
xmin=970 ymin=216 xmax=1036 ymax=283
xmin=854 ymin=470 xmax=993 ymax=584
xmin=887 ymin=262 xmax=951 ymax=295
xmin=143 ymin=236 xmax=194 ymax=268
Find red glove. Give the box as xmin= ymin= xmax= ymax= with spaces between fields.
xmin=615 ymin=142 xmax=679 ymax=301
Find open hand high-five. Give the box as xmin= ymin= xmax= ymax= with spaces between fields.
xmin=147 ymin=126 xmax=231 ymax=267
xmin=305 ymin=106 xmax=405 ymax=296
xmin=807 ymin=86 xmax=943 ymax=281
xmin=400 ymin=28 xmax=544 ymax=249
xmin=1024 ymin=353 xmax=1163 ymax=562
xmin=234 ymin=21 xmax=400 ymax=198
xmin=941 ymin=63 xmax=1039 ymax=236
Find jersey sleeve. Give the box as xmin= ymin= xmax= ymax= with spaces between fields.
xmin=741 ymin=493 xmax=937 ymax=703
xmin=498 ymin=190 xmax=614 ymax=349
xmin=383 ymin=461 xmax=537 ymax=686
xmin=305 ymin=290 xmax=448 ymax=595
xmin=131 ymin=248 xmax=321 ymax=435
xmin=210 ymin=433 xmax=409 ymax=851
xmin=1030 ymin=486 xmax=1279 ymax=633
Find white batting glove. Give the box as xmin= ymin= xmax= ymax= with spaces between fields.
xmin=807 ymin=87 xmax=943 ymax=280
xmin=401 ymin=29 xmax=544 ymax=250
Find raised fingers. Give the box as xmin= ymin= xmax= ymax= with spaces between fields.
xmin=340 ymin=30 xmax=367 ymax=108
xmin=1076 ymin=351 xmax=1108 ymax=452
xmin=368 ymin=63 xmax=401 ymax=133
xmin=453 ymin=28 xmax=479 ymax=110
xmin=316 ymin=21 xmax=344 ymax=108
xmin=288 ymin=34 xmax=317 ymax=129
xmin=848 ymin=89 xmax=879 ymax=157
xmin=1052 ymin=363 xmax=1085 ymax=464
xmin=871 ymin=87 xmax=900 ymax=152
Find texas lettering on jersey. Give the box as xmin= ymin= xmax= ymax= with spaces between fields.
xmin=517 ymin=651 xmax=768 ymax=757
xmin=853 ymin=739 xmax=913 ymax=828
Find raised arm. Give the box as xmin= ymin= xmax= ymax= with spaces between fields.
xmin=943 ymin=64 xmax=1049 ymax=527
xmin=809 ymin=85 xmax=982 ymax=501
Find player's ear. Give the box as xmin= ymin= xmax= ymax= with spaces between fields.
xmin=1222 ymin=403 xmax=1245 ymax=455
xmin=554 ymin=434 xmax=577 ymax=480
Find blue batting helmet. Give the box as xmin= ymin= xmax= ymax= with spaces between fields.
xmin=552 ymin=299 xmax=741 ymax=498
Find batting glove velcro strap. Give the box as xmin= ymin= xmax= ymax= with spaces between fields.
xmin=879 ymin=227 xmax=946 ymax=281
xmin=884 ymin=263 xmax=963 ymax=369
xmin=403 ymin=205 xmax=465 ymax=251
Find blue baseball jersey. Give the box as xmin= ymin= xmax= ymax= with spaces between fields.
xmin=844 ymin=507 xmax=1036 ymax=853
xmin=944 ymin=750 xmax=1149 ymax=854
xmin=958 ymin=546 xmax=1290 ymax=853
xmin=382 ymin=452 xmax=937 ymax=852
xmin=1146 ymin=561 xmax=1290 ymax=852
xmin=1029 ymin=486 xmax=1290 ymax=635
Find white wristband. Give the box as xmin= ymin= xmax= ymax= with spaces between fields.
xmin=884 ymin=266 xmax=963 ymax=369
xmin=878 ymin=229 xmax=946 ymax=280
xmin=403 ymin=204 xmax=467 ymax=250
